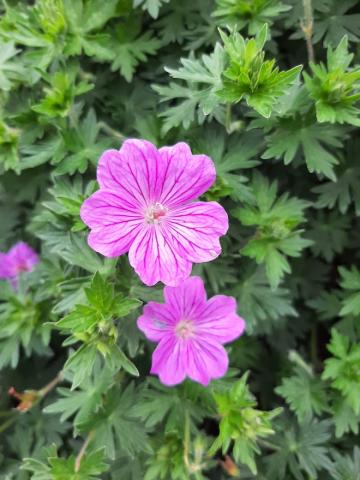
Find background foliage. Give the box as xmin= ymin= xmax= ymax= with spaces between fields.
xmin=1 ymin=0 xmax=360 ymax=478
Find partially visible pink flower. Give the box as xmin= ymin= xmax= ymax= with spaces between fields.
xmin=137 ymin=276 xmax=245 ymax=386
xmin=80 ymin=139 xmax=228 ymax=287
xmin=0 ymin=242 xmax=39 ymax=287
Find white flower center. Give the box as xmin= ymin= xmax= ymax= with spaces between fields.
xmin=145 ymin=202 xmax=168 ymax=224
xmin=175 ymin=319 xmax=195 ymax=339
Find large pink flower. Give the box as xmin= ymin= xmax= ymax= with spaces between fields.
xmin=0 ymin=242 xmax=39 ymax=287
xmin=137 ymin=276 xmax=245 ymax=386
xmin=80 ymin=139 xmax=228 ymax=286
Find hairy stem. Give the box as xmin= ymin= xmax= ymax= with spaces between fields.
xmin=301 ymin=0 xmax=315 ymax=63
xmin=39 ymin=371 xmax=64 ymax=398
xmin=225 ymin=104 xmax=232 ymax=133
xmin=183 ymin=410 xmax=191 ymax=478
xmin=98 ymin=121 xmax=126 ymax=141
xmin=75 ymin=430 xmax=95 ymax=473
xmin=258 ymin=438 xmax=281 ymax=452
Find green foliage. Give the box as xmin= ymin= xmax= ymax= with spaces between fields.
xmin=217 ymin=25 xmax=302 ymax=117
xmin=22 ymin=445 xmax=109 ymax=479
xmin=313 ymin=0 xmax=360 ymax=46
xmin=276 ymin=353 xmax=328 ymax=422
xmin=233 ymin=173 xmax=312 ymax=289
xmin=330 ymin=446 xmax=360 ymax=480
xmin=323 ymin=329 xmax=360 ymax=415
xmin=153 ymin=43 xmax=225 ymax=132
xmin=304 ymin=37 xmax=360 ymax=126
xmin=213 ymin=0 xmax=291 ymax=35
xmin=266 ymin=418 xmax=333 ymax=480
xmin=133 ymin=0 xmax=170 ymax=19
xmin=338 ymin=266 xmax=360 ymax=317
xmin=233 ymin=267 xmax=296 ymax=334
xmin=209 ymin=373 xmax=280 ymax=474
xmin=56 ymin=272 xmax=141 ymax=387
xmin=0 ymin=279 xmax=51 ymax=368
xmin=1 ymin=0 xmax=360 ymax=478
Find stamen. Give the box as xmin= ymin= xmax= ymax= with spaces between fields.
xmin=175 ymin=319 xmax=195 ymax=339
xmin=145 ymin=202 xmax=168 ymax=224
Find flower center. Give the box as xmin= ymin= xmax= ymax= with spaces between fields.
xmin=145 ymin=202 xmax=168 ymax=224
xmin=175 ymin=319 xmax=195 ymax=339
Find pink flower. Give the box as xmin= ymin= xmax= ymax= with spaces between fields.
xmin=0 ymin=242 xmax=39 ymax=288
xmin=137 ymin=276 xmax=245 ymax=386
xmin=80 ymin=139 xmax=228 ymax=286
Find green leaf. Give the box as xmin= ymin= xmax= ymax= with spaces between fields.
xmin=330 ymin=446 xmax=360 ymax=480
xmin=262 ymin=118 xmax=342 ymax=181
xmin=64 ymin=344 xmax=98 ymax=389
xmin=153 ymin=43 xmax=225 ymax=132
xmin=44 ymin=368 xmax=113 ymax=435
xmin=213 ymin=0 xmax=291 ymax=35
xmin=233 ymin=268 xmax=297 ymax=334
xmin=323 ymin=329 xmax=360 ymax=414
xmin=22 ymin=445 xmax=109 ymax=479
xmin=266 ymin=419 xmax=333 ymax=479
xmin=304 ymin=36 xmax=360 ymax=126
xmin=233 ymin=173 xmax=311 ymax=288
xmin=133 ymin=0 xmax=170 ymax=19
xmin=339 ymin=266 xmax=360 ymax=316
xmin=217 ymin=25 xmax=302 ymax=117
xmin=276 ymin=363 xmax=328 ymax=422
xmin=111 ymin=31 xmax=161 ymax=82
xmin=209 ymin=373 xmax=280 ymax=474
xmin=0 ymin=41 xmax=25 ymax=91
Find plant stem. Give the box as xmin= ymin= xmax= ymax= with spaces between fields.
xmin=258 ymin=438 xmax=281 ymax=452
xmin=0 ymin=416 xmax=16 ymax=434
xmin=98 ymin=121 xmax=126 ymax=141
xmin=75 ymin=430 xmax=94 ymax=472
xmin=310 ymin=324 xmax=319 ymax=371
xmin=225 ymin=104 xmax=232 ymax=133
xmin=39 ymin=371 xmax=64 ymax=398
xmin=301 ymin=0 xmax=315 ymax=63
xmin=183 ymin=410 xmax=191 ymax=479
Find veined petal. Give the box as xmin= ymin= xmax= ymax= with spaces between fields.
xmin=8 ymin=242 xmax=39 ymax=274
xmin=186 ymin=338 xmax=229 ymax=386
xmin=97 ymin=147 xmax=151 ymax=208
xmin=167 ymin=201 xmax=228 ymax=263
xmin=196 ymin=295 xmax=246 ymax=343
xmin=151 ymin=335 xmax=187 ymax=386
xmin=137 ymin=302 xmax=177 ymax=341
xmin=158 ymin=143 xmax=216 ymax=208
xmin=128 ymin=226 xmax=192 ymax=286
xmin=163 ymin=276 xmax=207 ymax=319
xmin=97 ymin=140 xmax=171 ymax=207
xmin=80 ymin=191 xmax=144 ymax=257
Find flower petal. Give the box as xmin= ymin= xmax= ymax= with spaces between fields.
xmin=163 ymin=276 xmax=207 ymax=319
xmin=0 ymin=253 xmax=11 ymax=279
xmin=128 ymin=226 xmax=192 ymax=286
xmin=137 ymin=302 xmax=177 ymax=341
xmin=150 ymin=335 xmax=187 ymax=386
xmin=97 ymin=140 xmax=169 ymax=206
xmin=158 ymin=143 xmax=216 ymax=208
xmin=8 ymin=242 xmax=39 ymax=273
xmin=167 ymin=201 xmax=228 ymax=263
xmin=80 ymin=190 xmax=144 ymax=257
xmin=186 ymin=338 xmax=229 ymax=386
xmin=196 ymin=295 xmax=246 ymax=343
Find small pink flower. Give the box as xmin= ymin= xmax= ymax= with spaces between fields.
xmin=0 ymin=242 xmax=39 ymax=287
xmin=80 ymin=139 xmax=228 ymax=286
xmin=137 ymin=276 xmax=245 ymax=386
